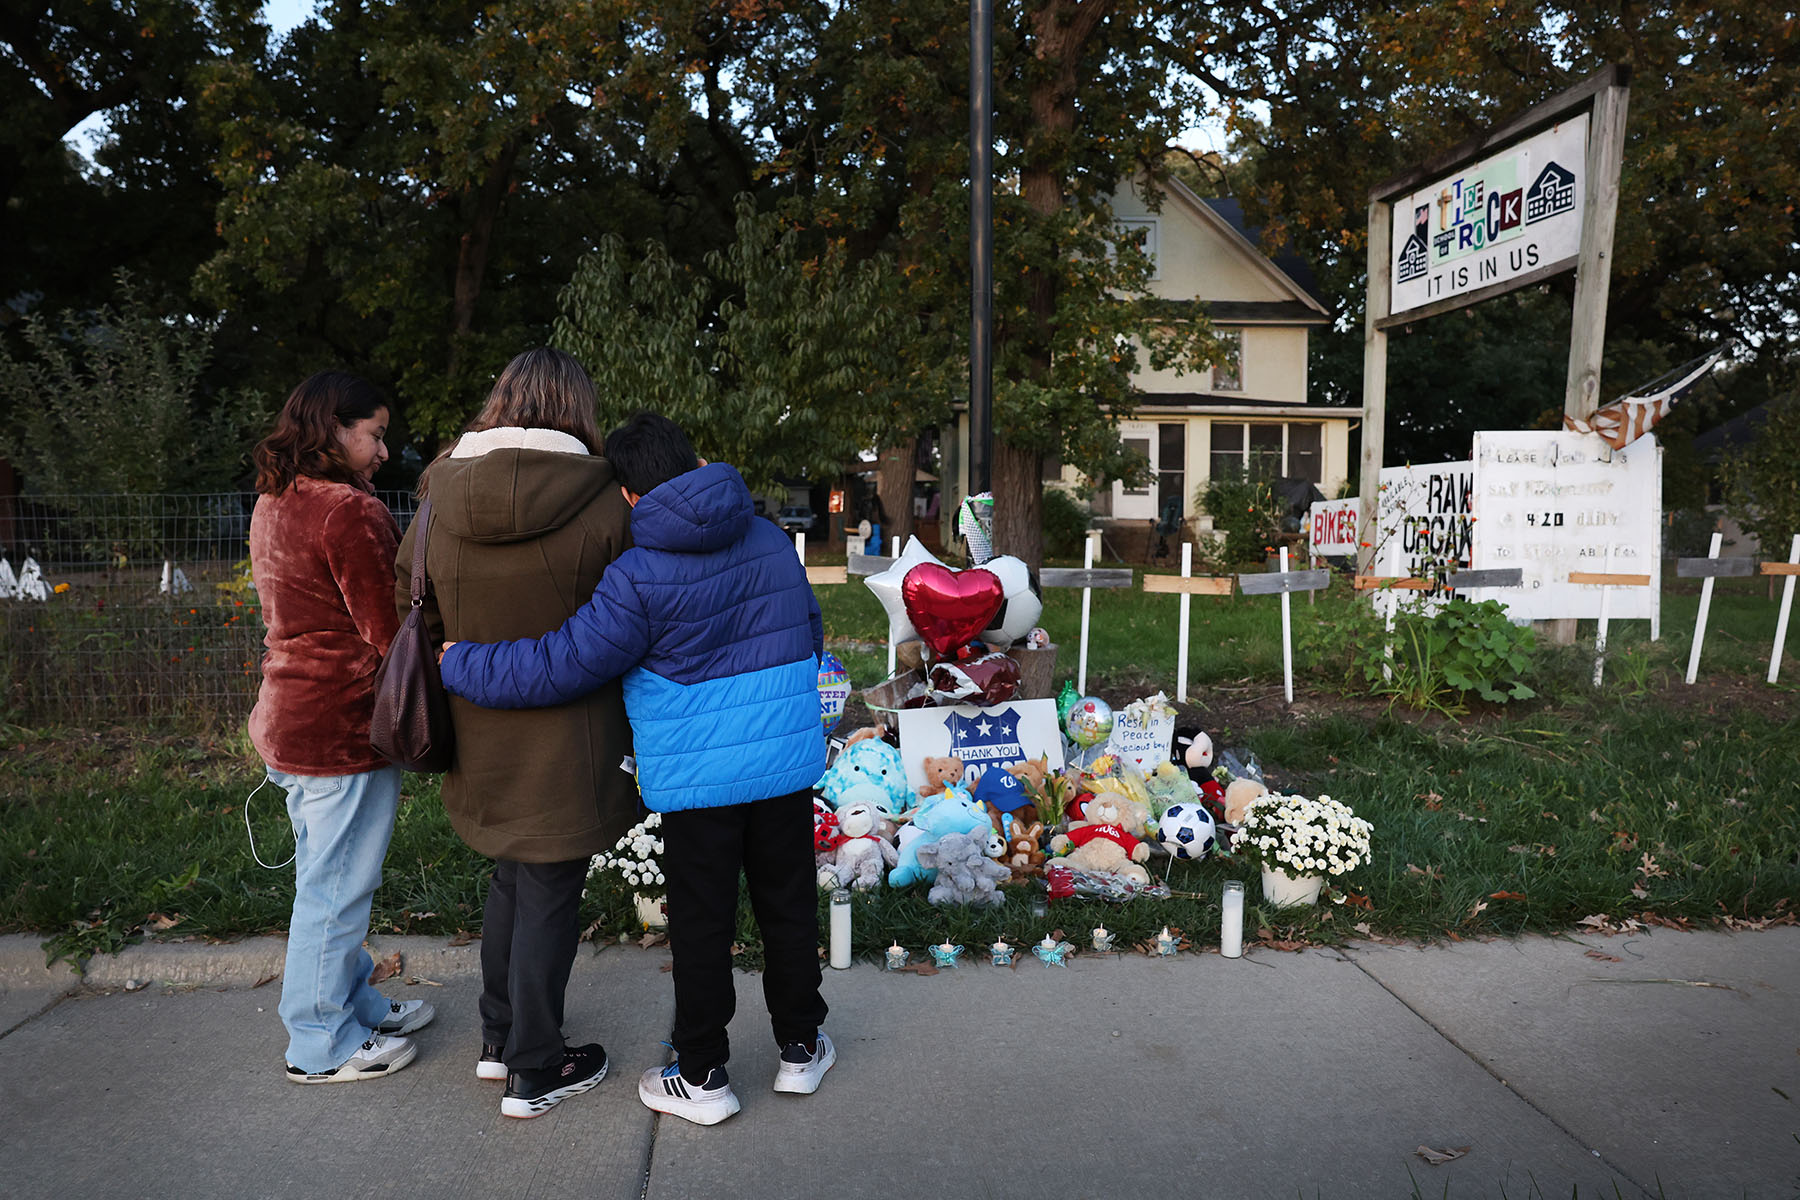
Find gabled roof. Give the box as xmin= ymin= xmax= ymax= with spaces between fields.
xmin=1195 ymin=195 xmax=1330 ymax=313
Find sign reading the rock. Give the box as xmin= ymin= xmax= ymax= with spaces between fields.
xmin=1390 ymin=116 xmax=1588 ymax=319
xmin=1470 ymin=431 xmax=1661 ymax=622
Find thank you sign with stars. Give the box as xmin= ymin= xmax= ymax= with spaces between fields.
xmin=897 ymin=699 xmax=1065 ymax=793
xmin=1390 ymin=115 xmax=1587 ymax=320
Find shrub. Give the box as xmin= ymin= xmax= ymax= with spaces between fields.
xmin=1721 ymin=396 xmax=1800 ymax=559
xmin=1041 ymin=486 xmax=1091 ymax=558
xmin=1195 ymin=465 xmax=1281 ymax=567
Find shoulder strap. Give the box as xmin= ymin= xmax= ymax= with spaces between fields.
xmin=409 ymin=498 xmax=433 ymax=608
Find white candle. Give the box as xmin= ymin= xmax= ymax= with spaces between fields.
xmin=1041 ymin=935 xmax=1058 ymax=950
xmin=1220 ymin=880 xmax=1245 ymax=959
xmin=1091 ymin=925 xmax=1111 ymax=952
xmin=991 ymin=941 xmax=1009 ymax=954
xmin=829 ymin=889 xmax=851 ymax=970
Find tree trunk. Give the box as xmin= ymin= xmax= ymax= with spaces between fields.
xmin=447 ymin=137 xmax=521 ymax=377
xmin=874 ymin=438 xmax=916 ymax=555
xmin=992 ymin=440 xmax=1045 ymax=570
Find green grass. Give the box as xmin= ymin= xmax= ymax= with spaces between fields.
xmin=3 ymin=572 xmax=1796 ymax=968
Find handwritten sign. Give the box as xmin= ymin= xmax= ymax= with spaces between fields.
xmin=1106 ymin=711 xmax=1176 ymax=772
xmin=1374 ymin=461 xmax=1474 ymax=609
xmin=1470 ymin=431 xmax=1662 ymax=621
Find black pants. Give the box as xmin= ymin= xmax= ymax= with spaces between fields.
xmin=479 ymin=857 xmax=589 ymax=1071
xmin=662 ymin=789 xmax=828 ymax=1077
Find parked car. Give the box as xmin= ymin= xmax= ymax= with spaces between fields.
xmin=777 ymin=505 xmax=816 ymax=533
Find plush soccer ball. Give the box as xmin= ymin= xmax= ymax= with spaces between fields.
xmin=1156 ymin=802 xmax=1217 ymax=860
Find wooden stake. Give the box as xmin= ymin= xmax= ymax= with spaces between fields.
xmin=1279 ymin=546 xmax=1294 ymax=705
xmin=1077 ymin=531 xmax=1096 ymax=693
xmin=1176 ymin=541 xmax=1192 ymax=703
xmin=1592 ymin=546 xmax=1613 ymax=687
xmin=1769 ymin=534 xmax=1800 ymax=685
xmin=1685 ymin=532 xmax=1722 ymax=685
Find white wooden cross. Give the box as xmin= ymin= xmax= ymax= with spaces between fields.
xmin=1237 ymin=548 xmax=1331 ymax=703
xmin=1763 ymin=535 xmax=1800 ymax=685
xmin=1140 ymin=542 xmax=1233 ymax=702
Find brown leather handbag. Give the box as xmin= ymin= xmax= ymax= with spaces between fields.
xmin=370 ymin=498 xmax=455 ymax=772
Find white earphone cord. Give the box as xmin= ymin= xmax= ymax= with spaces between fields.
xmin=242 ymin=775 xmax=296 ymax=870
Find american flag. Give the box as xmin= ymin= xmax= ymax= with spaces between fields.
xmin=1564 ymin=346 xmax=1730 ymax=450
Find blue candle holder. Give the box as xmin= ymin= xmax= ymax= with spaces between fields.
xmin=1033 ymin=938 xmax=1074 ymax=967
xmin=989 ymin=940 xmax=1015 ymax=966
xmin=928 ymin=942 xmax=964 ymax=969
xmin=884 ymin=943 xmax=909 ymax=971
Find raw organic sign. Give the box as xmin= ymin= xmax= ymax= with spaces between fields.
xmin=1375 ymin=461 xmax=1475 ymax=606
xmin=1390 ymin=116 xmax=1588 ymax=318
xmin=1470 ymin=431 xmax=1661 ymax=622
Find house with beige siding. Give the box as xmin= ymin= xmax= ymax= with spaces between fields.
xmin=943 ymin=176 xmax=1357 ymax=550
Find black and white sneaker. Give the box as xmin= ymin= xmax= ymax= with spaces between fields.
xmin=477 ymin=1042 xmax=507 ymax=1081
xmin=285 ymin=1034 xmax=417 ymax=1084
xmin=638 ymin=1061 xmax=741 ymax=1126
xmin=772 ymin=1032 xmax=836 ymax=1095
xmin=374 ymin=999 xmax=436 ymax=1036
xmin=500 ymin=1043 xmax=608 ymax=1119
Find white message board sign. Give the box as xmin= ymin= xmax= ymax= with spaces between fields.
xmin=896 ymin=699 xmax=1065 ymax=793
xmin=1471 ymin=431 xmax=1661 ymax=621
xmin=1390 ymin=115 xmax=1588 ymax=319
xmin=1308 ymin=498 xmax=1360 ymax=557
xmin=1374 ymin=461 xmax=1474 ymax=608
xmin=1106 ymin=711 xmax=1177 ymax=773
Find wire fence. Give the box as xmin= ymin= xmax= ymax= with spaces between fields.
xmin=0 ymin=491 xmax=419 ymax=729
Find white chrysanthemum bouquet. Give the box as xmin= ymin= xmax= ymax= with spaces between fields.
xmin=1234 ymin=792 xmax=1372 ymax=878
xmin=591 ymin=812 xmax=666 ymax=898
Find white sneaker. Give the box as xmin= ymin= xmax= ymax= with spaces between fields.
xmin=638 ymin=1062 xmax=741 ymax=1126
xmin=772 ymin=1032 xmax=835 ymax=1095
xmin=374 ymin=999 xmax=436 ymax=1035
xmin=285 ymin=1034 xmax=417 ymax=1083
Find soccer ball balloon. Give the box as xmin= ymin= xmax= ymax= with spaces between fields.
xmin=1156 ymin=802 xmax=1217 ymax=860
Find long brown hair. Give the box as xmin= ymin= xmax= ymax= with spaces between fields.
xmin=253 ymin=372 xmax=388 ymax=495
xmin=419 ymin=349 xmax=604 ymax=497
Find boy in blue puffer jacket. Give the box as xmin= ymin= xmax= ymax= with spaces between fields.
xmin=439 ymin=412 xmax=832 ymax=1126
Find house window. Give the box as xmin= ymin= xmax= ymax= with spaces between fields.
xmin=1212 ymin=329 xmax=1243 ymax=392
xmin=1207 ymin=421 xmax=1324 ymax=485
xmin=1114 ymin=217 xmax=1159 ymax=280
xmin=1157 ymin=423 xmax=1185 ymax=520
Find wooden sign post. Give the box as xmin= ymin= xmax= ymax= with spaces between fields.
xmin=1766 ymin=535 xmax=1800 ymax=685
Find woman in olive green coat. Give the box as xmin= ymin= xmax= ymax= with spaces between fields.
xmin=396 ymin=348 xmax=634 ymax=1118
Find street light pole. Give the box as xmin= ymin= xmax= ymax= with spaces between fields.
xmin=969 ymin=0 xmax=994 ymax=497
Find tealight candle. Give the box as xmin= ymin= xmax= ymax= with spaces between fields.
xmin=1091 ymin=925 xmax=1115 ymax=953
xmin=1040 ymin=934 xmax=1058 ymax=950
xmin=989 ymin=939 xmax=1014 ymax=966
xmin=1155 ymin=926 xmax=1179 ymax=957
xmin=885 ymin=941 xmax=908 ymax=970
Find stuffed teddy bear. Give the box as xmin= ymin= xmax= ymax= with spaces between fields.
xmin=816 ymin=799 xmax=900 ymax=890
xmin=1050 ymin=792 xmax=1154 ymax=885
xmin=1001 ymin=818 xmax=1047 ymax=879
xmin=819 ymin=735 xmax=916 ymax=816
xmin=1223 ymin=777 xmax=1268 ymax=826
xmin=888 ymin=784 xmax=993 ymax=887
xmin=918 ymin=755 xmax=965 ymax=799
xmin=917 ymin=831 xmax=1012 ymax=907
xmin=1005 ymin=755 xmax=1049 ymax=793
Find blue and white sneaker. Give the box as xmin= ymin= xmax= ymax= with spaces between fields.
xmin=772 ymin=1032 xmax=835 ymax=1095
xmin=374 ymin=999 xmax=436 ymax=1036
xmin=638 ymin=1061 xmax=741 ymax=1126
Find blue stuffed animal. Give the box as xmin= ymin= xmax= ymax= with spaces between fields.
xmin=889 ymin=784 xmax=993 ymax=888
xmin=818 ymin=734 xmax=916 ymax=815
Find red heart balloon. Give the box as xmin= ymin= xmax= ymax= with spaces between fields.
xmin=901 ymin=563 xmax=1005 ymax=657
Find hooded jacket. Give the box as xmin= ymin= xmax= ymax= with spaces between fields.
xmin=440 ymin=461 xmax=825 ymax=814
xmin=396 ymin=427 xmax=636 ymax=862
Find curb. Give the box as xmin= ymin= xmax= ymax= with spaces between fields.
xmin=0 ymin=934 xmax=488 ymax=995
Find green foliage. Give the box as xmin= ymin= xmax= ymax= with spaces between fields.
xmin=0 ymin=272 xmax=266 ymax=496
xmin=553 ymin=196 xmax=911 ymax=493
xmin=1720 ymin=397 xmax=1800 ymax=560
xmin=1040 ymin=487 xmax=1091 ymax=559
xmin=1301 ymin=592 xmax=1537 ymax=716
xmin=1195 ymin=466 xmax=1282 ymax=567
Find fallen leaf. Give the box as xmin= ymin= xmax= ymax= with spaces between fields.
xmin=1341 ymin=890 xmax=1374 ymax=910
xmin=447 ymin=929 xmax=476 ymax=947
xmin=1631 ymin=885 xmax=1650 ymax=900
xmin=1415 ymin=1145 xmax=1471 ymax=1166
xmin=659 ymin=962 xmax=673 ymax=973
xmin=1489 ymin=891 xmax=1526 ymax=901
xmin=1467 ymin=900 xmax=1489 ymax=920
xmin=405 ymin=975 xmax=445 ymax=987
xmin=368 ymin=950 xmax=403 ymax=984
xmin=252 ymin=972 xmax=278 ymax=989
xmin=1417 ymin=791 xmax=1444 ymax=809
xmin=1353 ymin=921 xmax=1373 ymax=937
xmin=1584 ymin=949 xmax=1622 ymax=963
xmin=640 ymin=931 xmax=668 ymax=949
xmin=895 ymin=961 xmax=940 ymax=975
xmin=145 ymin=912 xmax=181 ymax=931
xmin=1539 ymin=810 xmax=1561 ymax=821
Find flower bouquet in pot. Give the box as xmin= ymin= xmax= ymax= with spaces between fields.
xmin=1232 ymin=791 xmax=1372 ymax=907
xmin=591 ymin=812 xmax=667 ymax=929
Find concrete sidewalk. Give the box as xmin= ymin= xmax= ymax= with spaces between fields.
xmin=1 ymin=927 xmax=1795 ymax=1199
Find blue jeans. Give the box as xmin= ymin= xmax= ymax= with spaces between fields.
xmin=267 ymin=765 xmax=403 ymax=1072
